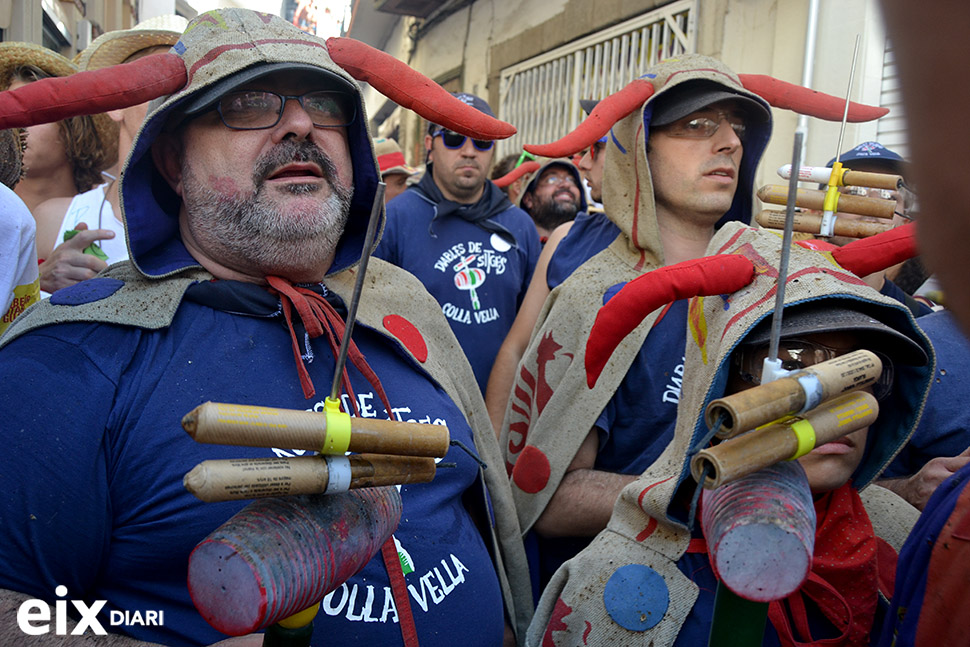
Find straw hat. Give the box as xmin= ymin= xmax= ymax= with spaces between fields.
xmin=0 ymin=42 xmax=77 ymax=90
xmin=76 ymin=14 xmax=188 ymax=71
xmin=0 ymin=42 xmax=118 ymax=173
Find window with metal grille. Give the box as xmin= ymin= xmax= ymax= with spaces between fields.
xmin=496 ymin=0 xmax=696 ymax=160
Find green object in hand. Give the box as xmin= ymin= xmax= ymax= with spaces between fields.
xmin=63 ymin=229 xmax=109 ymax=261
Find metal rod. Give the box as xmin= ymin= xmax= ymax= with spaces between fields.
xmin=766 ymin=131 xmax=804 ymax=365
xmin=834 ymin=35 xmax=862 ymax=165
xmin=329 ymin=182 xmax=386 ymax=402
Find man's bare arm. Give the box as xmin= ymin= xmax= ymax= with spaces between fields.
xmin=485 ymin=222 xmax=573 ymax=435
xmin=532 ymin=427 xmax=637 ymax=537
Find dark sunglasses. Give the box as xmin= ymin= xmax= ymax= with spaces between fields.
xmin=433 ymin=128 xmax=494 ymax=152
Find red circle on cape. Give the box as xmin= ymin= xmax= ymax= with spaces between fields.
xmin=383 ymin=315 xmax=428 ymax=363
xmin=512 ymin=446 xmax=551 ymax=493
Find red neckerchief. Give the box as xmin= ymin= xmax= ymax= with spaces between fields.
xmin=767 ymin=483 xmax=879 ymax=647
xmin=265 ymin=275 xmax=420 ymax=647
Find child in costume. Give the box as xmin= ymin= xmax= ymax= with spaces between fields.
xmin=529 ymin=222 xmax=933 ymax=646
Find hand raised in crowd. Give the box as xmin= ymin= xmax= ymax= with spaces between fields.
xmin=39 ymin=222 xmax=114 ymax=293
xmin=881 ymin=445 xmax=970 ymax=510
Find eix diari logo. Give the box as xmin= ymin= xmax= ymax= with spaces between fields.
xmin=17 ymin=586 xmax=164 ymax=636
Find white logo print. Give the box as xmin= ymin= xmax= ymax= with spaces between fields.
xmin=17 ymin=586 xmax=164 ymax=636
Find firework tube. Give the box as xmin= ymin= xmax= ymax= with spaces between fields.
xmin=701 ymin=461 xmax=816 ymax=602
xmin=777 ymin=164 xmax=903 ymax=191
xmin=738 ymin=75 xmax=889 ymax=122
xmin=188 ymin=487 xmax=401 ymax=635
xmin=758 ymin=184 xmax=896 ymax=219
xmin=755 ymin=210 xmax=892 ymax=238
xmin=0 ymin=52 xmax=186 ymax=129
xmin=705 ymin=350 xmax=880 ymax=438
xmin=523 ymin=78 xmax=655 ymax=157
xmin=326 ymin=37 xmax=514 ymax=140
xmin=182 ymin=401 xmax=450 ymax=458
xmin=493 ymin=160 xmax=541 ymax=188
xmin=692 ymin=391 xmax=878 ymax=489
xmin=183 ymin=454 xmax=437 ymax=502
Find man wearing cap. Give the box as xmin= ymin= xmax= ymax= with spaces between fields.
xmin=373 ymin=136 xmax=418 ymax=202
xmin=375 ymin=92 xmax=541 ymax=394
xmin=517 ymin=159 xmax=586 ymax=241
xmin=499 ymin=56 xmax=774 ymax=588
xmin=32 ymin=15 xmax=187 ymax=295
xmin=0 ymin=9 xmax=531 ymax=645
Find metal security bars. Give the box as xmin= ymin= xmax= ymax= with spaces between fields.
xmin=496 ymin=0 xmax=697 ymax=160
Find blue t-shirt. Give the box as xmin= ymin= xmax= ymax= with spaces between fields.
xmin=546 ymin=211 xmax=619 ymax=290
xmin=884 ymin=310 xmax=970 ymax=478
xmin=376 ymin=189 xmax=540 ymax=392
xmin=536 ymin=300 xmax=687 ymax=586
xmin=0 ymin=287 xmax=503 ymax=646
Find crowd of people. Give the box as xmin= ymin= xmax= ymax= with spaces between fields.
xmin=0 ymin=5 xmax=967 ymax=646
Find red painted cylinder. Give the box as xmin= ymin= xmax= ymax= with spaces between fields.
xmin=701 ymin=461 xmax=815 ymax=602
xmin=188 ymin=487 xmax=402 ymax=635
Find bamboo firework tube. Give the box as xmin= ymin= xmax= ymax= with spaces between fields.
xmin=183 ymin=454 xmax=438 ymax=502
xmin=182 ymin=402 xmax=450 ymax=457
xmin=842 ymin=170 xmax=903 ymax=191
xmin=757 ymin=185 xmax=896 ymax=219
xmin=778 ymin=164 xmax=903 ymax=191
xmin=705 ymin=349 xmax=881 ymax=438
xmin=691 ymin=391 xmax=878 ymax=489
xmin=756 ymin=210 xmax=892 ymax=238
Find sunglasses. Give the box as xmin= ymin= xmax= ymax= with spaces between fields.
xmin=433 ymin=128 xmax=494 ymax=152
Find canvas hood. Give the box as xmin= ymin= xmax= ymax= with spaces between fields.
xmin=601 ymin=55 xmax=772 ymax=269
xmin=608 ymin=222 xmax=933 ymax=540
xmin=119 ymin=9 xmax=381 ymax=280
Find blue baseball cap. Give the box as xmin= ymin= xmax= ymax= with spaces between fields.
xmin=827 ymin=141 xmax=906 ymax=172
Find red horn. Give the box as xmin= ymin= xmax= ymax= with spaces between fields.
xmin=831 ymin=222 xmax=918 ymax=277
xmin=0 ymin=52 xmax=186 ymax=129
xmin=738 ymin=74 xmax=889 ymax=122
xmin=327 ymin=37 xmax=515 ymax=140
xmin=493 ymin=160 xmax=540 ymax=188
xmin=586 ymin=254 xmax=756 ymax=388
xmin=524 ymin=78 xmax=655 ymax=158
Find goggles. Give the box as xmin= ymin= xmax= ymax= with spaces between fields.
xmin=432 ymin=127 xmax=494 ymax=151
xmin=734 ymin=338 xmax=894 ymax=401
xmin=215 ymin=90 xmax=355 ymax=130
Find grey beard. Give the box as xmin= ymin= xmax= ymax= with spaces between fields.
xmin=180 ymin=145 xmax=354 ymax=277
